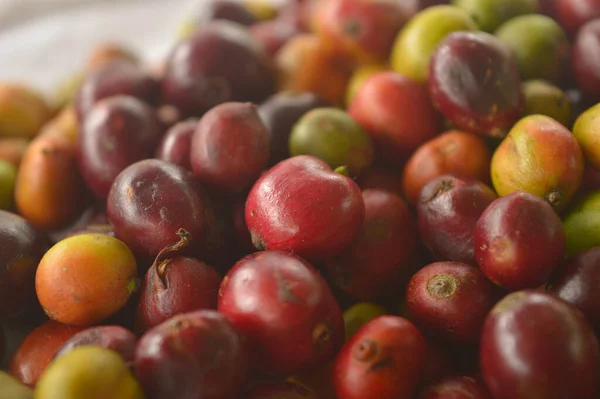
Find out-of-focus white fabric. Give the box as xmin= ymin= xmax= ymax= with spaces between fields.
xmin=0 ymin=0 xmax=202 ymax=95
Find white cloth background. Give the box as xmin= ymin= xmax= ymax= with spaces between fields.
xmin=0 ymin=0 xmax=221 ymax=96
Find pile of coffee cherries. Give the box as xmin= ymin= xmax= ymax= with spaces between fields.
xmin=2 ymin=0 xmax=600 ymax=398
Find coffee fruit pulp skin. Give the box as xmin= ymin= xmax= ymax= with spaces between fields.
xmin=474 ymin=191 xmax=566 ymax=291
xmin=77 ymin=95 xmax=161 ymax=199
xmin=0 ymin=210 xmax=47 ymax=320
xmin=288 ymin=107 xmax=375 ymax=177
xmin=137 ymin=255 xmax=221 ymax=332
xmin=390 ymin=5 xmax=478 ymax=83
xmin=190 ymin=102 xmax=270 ymax=194
xmin=74 ymin=60 xmax=157 ymax=120
xmin=35 ymin=346 xmax=145 ymax=399
xmin=452 ymin=0 xmax=538 ymax=33
xmin=418 ymin=374 xmax=493 ymax=399
xmin=406 ymin=261 xmax=500 ymax=343
xmin=134 ymin=310 xmax=249 ymax=399
xmin=217 ymin=250 xmax=344 ymax=376
xmin=245 ymin=155 xmax=365 ymax=262
xmin=332 ymin=315 xmax=427 ymax=399
xmin=53 ymin=325 xmax=137 ymax=364
xmin=107 ymin=159 xmax=209 ymax=262
xmin=9 ymin=321 xmax=86 ymax=387
xmin=547 ymin=246 xmax=600 ymax=332
xmin=403 ymin=130 xmax=491 ymax=206
xmin=490 ymin=114 xmax=584 ymax=213
xmin=495 ymin=14 xmax=570 ymax=83
xmin=35 ymin=234 xmax=138 ymax=327
xmin=428 ymin=31 xmax=524 ymax=137
xmin=258 ymin=92 xmax=328 ymax=166
xmin=9 ymin=1 xmax=600 ymax=397
xmin=349 ymin=71 xmax=442 ymax=164
xmin=161 ymin=21 xmax=275 ymax=116
xmin=326 ymin=189 xmax=419 ymax=302
xmin=312 ymin=0 xmax=409 ymax=65
xmin=480 ymin=290 xmax=600 ymax=399
xmin=417 ymin=174 xmax=498 ymax=267
xmin=156 ymin=119 xmax=198 ymax=170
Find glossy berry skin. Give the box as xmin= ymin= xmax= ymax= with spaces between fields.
xmin=77 ymin=95 xmax=161 ymax=199
xmin=134 ymin=310 xmax=248 ymax=399
xmin=218 ymin=251 xmax=344 ymax=377
xmin=196 ymin=0 xmax=257 ymax=26
xmin=490 ymin=114 xmax=584 ymax=213
xmin=556 ymin=0 xmax=600 ymax=36
xmin=418 ymin=375 xmax=493 ymax=399
xmin=573 ymin=19 xmax=600 ymax=98
xmin=428 ymin=31 xmax=524 ymax=137
xmin=54 ymin=325 xmax=137 ymax=364
xmin=332 ymin=315 xmax=427 ymax=399
xmin=107 ymin=159 xmax=208 ymax=262
xmin=326 ymin=189 xmax=419 ymax=301
xmin=547 ymin=246 xmax=600 ymax=332
xmin=349 ymin=71 xmax=441 ymax=163
xmin=249 ymin=19 xmax=303 ymax=57
xmin=417 ymin=175 xmax=498 ymax=267
xmin=258 ymin=92 xmax=328 ymax=166
xmin=74 ymin=59 xmax=157 ymax=119
xmin=9 ymin=321 xmax=86 ymax=387
xmin=190 ymin=102 xmax=270 ymax=194
xmin=245 ymin=155 xmax=365 ymax=262
xmin=313 ymin=0 xmax=408 ymax=64
xmin=156 ymin=119 xmax=198 ymax=170
xmin=161 ymin=21 xmax=275 ymax=116
xmin=246 ymin=381 xmax=315 ymax=398
xmin=480 ymin=291 xmax=600 ymax=399
xmin=402 ymin=130 xmax=491 ymax=206
xmin=137 ymin=256 xmax=222 ymax=332
xmin=406 ymin=261 xmax=499 ymax=343
xmin=0 ymin=210 xmax=47 ymax=320
xmin=474 ymin=192 xmax=566 ymax=291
